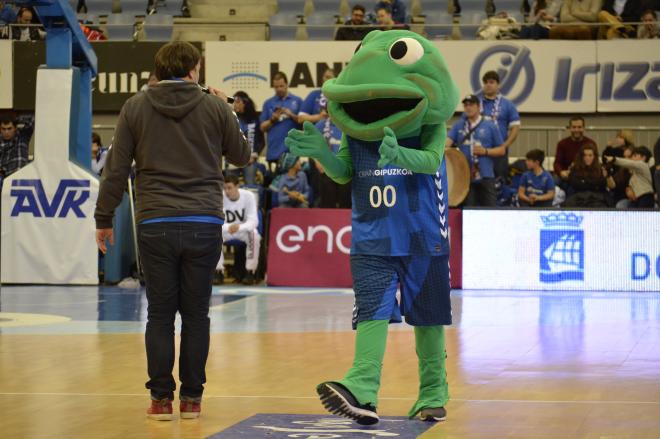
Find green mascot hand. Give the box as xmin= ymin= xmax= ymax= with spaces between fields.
xmin=378 ymin=127 xmax=399 ymax=168
xmin=285 ymin=121 xmax=330 ymax=161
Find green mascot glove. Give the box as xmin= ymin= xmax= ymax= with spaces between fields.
xmin=378 ymin=127 xmax=399 ymax=168
xmin=285 ymin=121 xmax=352 ymax=183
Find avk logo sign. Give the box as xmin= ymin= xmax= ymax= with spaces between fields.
xmin=10 ymin=179 xmax=90 ymax=218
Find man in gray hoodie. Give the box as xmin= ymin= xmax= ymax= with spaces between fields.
xmin=95 ymin=41 xmax=250 ymax=420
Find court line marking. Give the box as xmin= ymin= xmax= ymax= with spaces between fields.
xmin=1 ymin=392 xmax=659 ymax=405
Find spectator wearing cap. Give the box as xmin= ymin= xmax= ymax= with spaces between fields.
xmin=277 ymin=153 xmax=311 ymax=208
xmin=477 ymin=70 xmax=520 ymax=180
xmin=445 ymin=94 xmax=505 ymax=207
xmin=335 ymin=4 xmax=373 ymax=40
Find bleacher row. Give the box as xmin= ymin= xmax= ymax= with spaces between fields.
xmin=69 ymin=0 xmax=532 ymax=41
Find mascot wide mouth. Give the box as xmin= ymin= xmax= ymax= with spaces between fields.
xmin=342 ymin=98 xmax=422 ymax=124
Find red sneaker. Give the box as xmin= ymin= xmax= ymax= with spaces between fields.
xmin=146 ymin=398 xmax=173 ymax=421
xmin=180 ymin=399 xmax=201 ymax=419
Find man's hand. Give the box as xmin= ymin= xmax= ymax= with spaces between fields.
xmin=248 ymin=152 xmax=258 ymax=165
xmin=625 ymin=186 xmax=637 ymax=201
xmin=473 ymin=145 xmax=487 ymax=156
xmin=559 ymin=170 xmax=570 ymax=179
xmin=206 ymin=86 xmax=229 ymax=103
xmin=271 ymin=108 xmax=283 ymax=123
xmin=378 ymin=127 xmax=399 ymax=168
xmin=529 ymin=194 xmax=537 ymax=205
xmin=603 ymin=155 xmax=615 ymax=164
xmin=96 ymin=228 xmax=114 ymax=254
xmin=285 ymin=121 xmax=329 ymax=160
xmin=282 ymin=107 xmax=295 ymax=118
xmin=228 ymin=224 xmax=240 ymax=234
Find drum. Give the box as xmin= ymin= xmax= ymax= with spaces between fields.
xmin=445 ymin=147 xmax=470 ymax=207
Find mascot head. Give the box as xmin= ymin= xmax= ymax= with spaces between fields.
xmin=322 ymin=30 xmax=459 ymax=142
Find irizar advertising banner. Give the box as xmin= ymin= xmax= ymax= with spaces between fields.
xmin=205 ymin=40 xmax=660 ymax=113
xmin=462 ymin=210 xmax=660 ymax=291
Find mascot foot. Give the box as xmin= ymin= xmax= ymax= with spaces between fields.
xmin=416 ymin=407 xmax=447 ymax=422
xmin=316 ymin=381 xmax=379 ymax=425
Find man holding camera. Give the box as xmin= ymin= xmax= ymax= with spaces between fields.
xmin=259 ymin=72 xmax=303 ymax=170
xmin=95 ymin=41 xmax=250 ymax=421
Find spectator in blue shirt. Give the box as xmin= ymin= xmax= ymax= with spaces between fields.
xmin=259 ymin=72 xmax=303 ymax=171
xmin=277 ymin=153 xmax=311 ymax=208
xmin=375 ymin=0 xmax=407 ymax=24
xmin=477 ymin=70 xmax=521 ymax=180
xmin=91 ymin=132 xmax=108 ymax=176
xmin=446 ymin=94 xmax=505 ymax=207
xmin=518 ymin=149 xmax=555 ymax=207
xmin=298 ymin=68 xmax=335 ymax=125
xmin=0 ymin=1 xmax=16 ymax=25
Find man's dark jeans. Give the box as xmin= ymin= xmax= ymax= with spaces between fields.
xmin=138 ymin=222 xmax=222 ymax=401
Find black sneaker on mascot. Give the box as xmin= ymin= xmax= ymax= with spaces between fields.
xmin=316 ymin=381 xmax=379 ymax=425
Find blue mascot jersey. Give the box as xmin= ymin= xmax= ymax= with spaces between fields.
xmin=347 ymin=135 xmax=450 ymax=257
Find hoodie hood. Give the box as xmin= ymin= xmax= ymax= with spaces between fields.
xmin=145 ymin=81 xmax=206 ymax=119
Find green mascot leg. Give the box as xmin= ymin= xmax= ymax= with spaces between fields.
xmin=408 ymin=325 xmax=449 ymax=418
xmin=338 ymin=319 xmax=389 ymax=407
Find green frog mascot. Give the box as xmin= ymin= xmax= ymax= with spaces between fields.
xmin=285 ymin=30 xmax=460 ymax=425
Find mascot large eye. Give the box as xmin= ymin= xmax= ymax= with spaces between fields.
xmin=388 ymin=38 xmax=424 ymax=66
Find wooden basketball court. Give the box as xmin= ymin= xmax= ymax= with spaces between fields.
xmin=1 ymin=286 xmax=659 ymax=438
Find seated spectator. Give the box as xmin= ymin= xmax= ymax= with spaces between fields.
xmin=314 ymin=109 xmax=351 ymax=208
xmin=216 ymin=174 xmax=261 ymax=285
xmin=519 ymin=0 xmax=561 ymax=39
xmin=549 ymin=0 xmax=600 ymax=40
xmin=335 ymin=4 xmax=373 ymax=40
xmin=226 ymin=91 xmax=264 ymax=185
xmin=1 ymin=7 xmax=44 ymax=41
xmin=605 ymin=146 xmax=655 ymax=208
xmin=277 ymin=153 xmax=311 ymax=208
xmin=374 ymin=0 xmax=407 ymax=24
xmin=553 ymin=116 xmax=597 ymax=182
xmin=598 ymin=0 xmax=640 ymax=39
xmin=91 ymin=132 xmax=108 ymax=176
xmin=601 ymin=129 xmax=634 ymax=204
xmin=0 ymin=1 xmax=16 ymax=25
xmin=0 ymin=114 xmax=34 ymax=179
xmin=518 ymin=149 xmax=556 ymax=207
xmin=564 ymin=144 xmax=615 ymax=207
xmin=445 ymin=94 xmax=505 ymax=207
xmin=259 ymin=72 xmax=303 ymax=171
xmin=376 ymin=5 xmax=409 ymax=30
xmin=637 ymin=9 xmax=659 ymax=38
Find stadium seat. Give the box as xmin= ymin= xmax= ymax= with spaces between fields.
xmin=269 ymin=13 xmax=300 ymax=40
xmin=77 ymin=13 xmax=99 ymax=24
xmin=305 ymin=13 xmax=337 ymax=40
xmin=277 ymin=0 xmax=306 ymax=15
xmin=423 ymin=11 xmax=452 ymax=39
xmin=150 ymin=0 xmax=182 ymax=15
xmin=311 ymin=0 xmax=341 ymax=16
xmin=85 ymin=0 xmax=114 ymax=15
xmin=143 ymin=14 xmax=174 ymax=40
xmin=106 ymin=13 xmax=136 ymax=40
xmin=120 ymin=0 xmax=148 ymax=15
